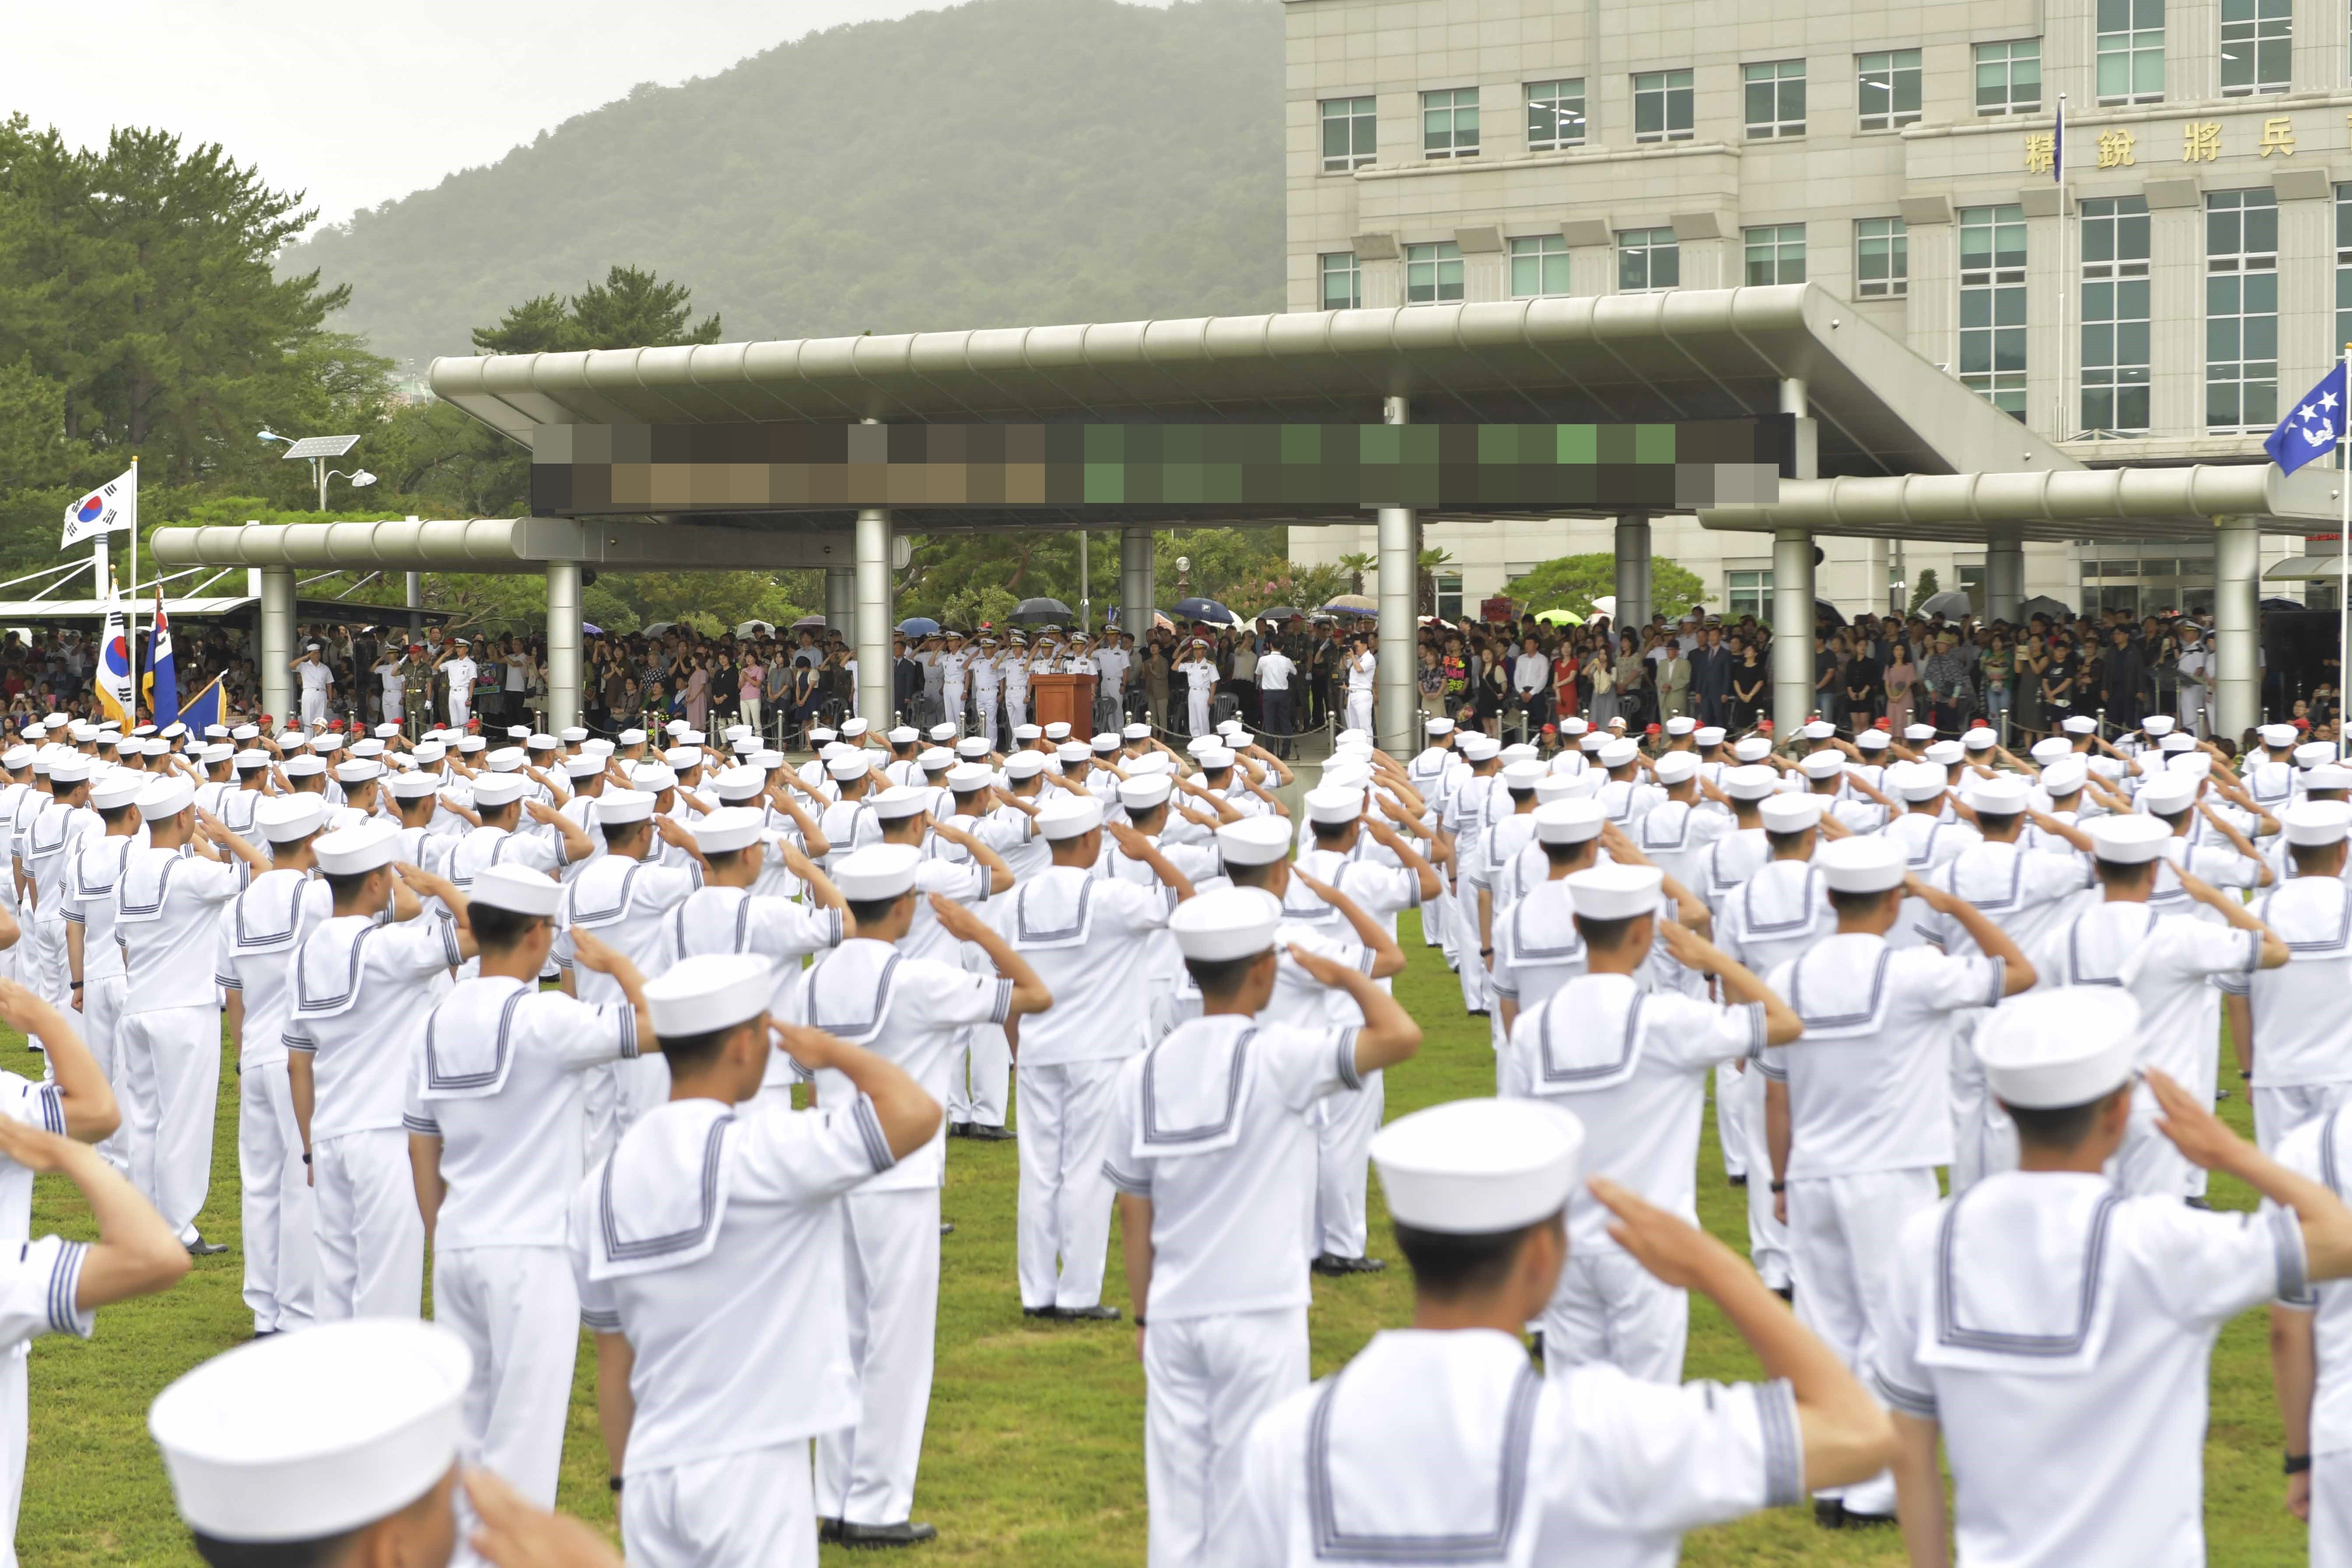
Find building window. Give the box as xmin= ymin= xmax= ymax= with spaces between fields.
xmin=1526 ymin=79 xmax=1585 ymax=151
xmin=1434 ymin=572 xmax=1464 ymax=619
xmin=2336 ymin=185 xmax=2352 ymax=354
xmin=1422 ymin=88 xmax=1480 ymax=159
xmin=1320 ymin=96 xmax=1376 ymax=172
xmin=1958 ymin=204 xmax=2028 ymax=419
xmin=2220 ymin=0 xmax=2292 ymax=95
xmin=1618 ymin=228 xmax=1681 ymax=292
xmin=1855 ymin=217 xmax=1909 ymax=298
xmin=1743 ymin=60 xmax=1806 ymax=138
xmin=1405 ymin=241 xmax=1464 ymax=304
xmin=1633 ymin=69 xmax=1695 ymax=143
xmin=2097 ymin=0 xmax=2166 ymax=103
xmin=1744 ymin=224 xmax=1806 ymax=285
xmin=2208 ymin=189 xmax=2279 ymax=432
xmin=1857 ymin=49 xmax=1922 ymax=131
xmin=1319 ymin=252 xmax=1362 ymax=312
xmin=1727 ymin=569 xmax=1774 ymax=621
xmin=1509 ymin=235 xmax=1572 ymax=297
xmin=1974 ymin=39 xmax=2042 ymax=114
xmin=2080 ymin=196 xmax=2152 ymax=435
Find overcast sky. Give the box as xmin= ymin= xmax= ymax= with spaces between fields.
xmin=0 ymin=0 xmax=1121 ymax=231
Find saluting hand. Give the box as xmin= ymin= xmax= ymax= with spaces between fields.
xmin=1590 ymin=1175 xmax=1742 ymax=1291
xmin=928 ymin=892 xmax=988 ymax=943
xmin=568 ymin=927 xmax=623 ymax=977
xmin=2147 ymin=1066 xmax=2245 ymax=1171
xmin=1284 ymin=941 xmax=1358 ymax=989
xmin=464 ymin=1467 xmax=623 ymax=1568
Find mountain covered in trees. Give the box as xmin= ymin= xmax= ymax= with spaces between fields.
xmin=283 ymin=0 xmax=1286 ymax=369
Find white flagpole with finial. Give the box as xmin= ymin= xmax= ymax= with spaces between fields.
xmin=2341 ymin=340 xmax=2349 ymax=757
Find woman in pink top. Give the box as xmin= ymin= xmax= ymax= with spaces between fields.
xmin=738 ymin=655 xmax=767 ymax=738
xmin=684 ymin=655 xmax=710 ymax=730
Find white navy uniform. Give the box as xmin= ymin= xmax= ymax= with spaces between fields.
xmin=0 ymin=1070 xmax=81 ymax=1568
xmin=1101 ymin=1013 xmax=1368 ymax=1567
xmin=664 ymin=885 xmax=844 ymax=1111
xmin=296 ymin=658 xmax=334 ymax=729
xmin=286 ymin=910 xmax=463 ymax=1320
xmin=443 ymin=654 xmax=478 ymax=728
xmin=1881 ymin=814 xmax=1982 ymax=951
xmin=1182 ymin=655 xmax=1218 ymax=738
xmin=407 ymin=976 xmax=640 ymax=1511
xmin=1442 ymin=773 xmax=1498 ymax=1013
xmin=1342 ymin=649 xmax=1375 ymax=736
xmin=992 ymin=866 xmax=1175 ymax=1313
xmin=114 ymin=844 xmax=246 ymax=1235
xmin=572 ymin=1092 xmax=899 ymax=1567
xmin=555 ymin=854 xmax=699 ymax=1156
xmin=1095 ymin=834 xmax=1220 ymax=1040
xmin=1759 ymin=932 xmax=2007 ymax=1517
xmin=1488 ymin=880 xmax=1589 ymax=1024
xmin=2274 ymin=1108 xmax=2352 ymax=1565
xmin=788 ymin=937 xmax=1014 ymax=1530
xmin=1234 ymin=1328 xmax=1804 ymax=1567
xmin=213 ymin=869 xmax=334 ymax=1334
xmin=1875 ymin=1169 xmax=2306 ymax=1568
xmin=928 ymin=816 xmax=1027 ymax=1130
xmin=64 ymin=833 xmax=137 ymax=1175
xmin=2222 ymin=874 xmax=2352 ymax=1151
xmin=20 ymin=792 xmax=91 ymax=1012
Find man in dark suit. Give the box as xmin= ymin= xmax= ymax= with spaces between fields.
xmin=1690 ymin=625 xmax=1733 ymax=727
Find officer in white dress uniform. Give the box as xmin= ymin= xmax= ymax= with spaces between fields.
xmin=1504 ymin=864 xmax=1800 ymax=1385
xmin=294 ymin=643 xmax=334 ymax=730
xmin=1104 ymin=886 xmax=1422 ymax=1567
xmin=405 ymin=865 xmax=655 ymax=1528
xmin=438 ymin=638 xmax=479 ymax=731
xmin=116 ymin=775 xmax=264 ymax=1253
xmin=64 ymin=770 xmax=144 ymax=1178
xmin=1877 ymin=989 xmax=2352 ymax=1568
xmin=212 ymin=794 xmax=335 ymax=1335
xmin=288 ymin=821 xmax=474 ymax=1322
xmin=1758 ymin=835 xmax=2036 ymax=1525
xmin=789 ymin=844 xmax=1052 ymax=1546
xmin=1231 ymin=1097 xmax=1896 ymax=1564
xmin=2222 ymin=802 xmax=2352 ymax=1152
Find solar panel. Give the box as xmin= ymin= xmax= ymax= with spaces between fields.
xmin=279 ymin=434 xmax=361 ymax=460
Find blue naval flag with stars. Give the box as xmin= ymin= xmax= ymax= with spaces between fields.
xmin=2266 ymin=362 xmax=2349 ymax=475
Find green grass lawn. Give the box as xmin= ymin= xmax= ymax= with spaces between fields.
xmin=9 ymin=916 xmax=2313 ymax=1563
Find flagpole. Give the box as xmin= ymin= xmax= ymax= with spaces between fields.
xmin=2056 ymin=94 xmax=2068 ymax=443
xmin=2341 ymin=340 xmax=2349 ymax=758
xmin=126 ymin=457 xmax=139 ymax=720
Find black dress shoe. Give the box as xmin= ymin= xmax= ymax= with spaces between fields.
xmin=819 ymin=1519 xmax=844 ymax=1543
xmin=1313 ymin=1254 xmax=1385 ymax=1276
xmin=1022 ymin=1305 xmax=1061 ymax=1319
xmin=2184 ymin=1195 xmax=2214 ymax=1210
xmin=1772 ymin=1283 xmax=1794 ymax=1304
xmin=838 ymin=1520 xmax=938 ymax=1548
xmin=1839 ymin=1508 xmax=1899 ymax=1529
xmin=1814 ymin=1499 xmax=1845 ymax=1530
xmin=185 ymin=1236 xmax=229 ymax=1257
xmin=939 ymin=1220 xmax=956 ymax=1236
xmin=1056 ymin=1304 xmax=1122 ymax=1322
xmin=946 ymin=1122 xmax=970 ymax=1138
xmin=1728 ymin=1173 xmax=1749 ymax=1188
xmin=965 ymin=1123 xmax=1017 ymax=1142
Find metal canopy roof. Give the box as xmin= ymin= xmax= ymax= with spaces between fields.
xmin=429 ymin=285 xmax=2080 ymax=500
xmin=1697 ymin=465 xmax=2344 ymax=543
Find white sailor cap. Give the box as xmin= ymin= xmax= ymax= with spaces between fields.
xmin=333 ymin=759 xmax=381 ymax=786
xmin=1800 ymin=720 xmax=1835 ymax=741
xmin=919 ymin=747 xmax=956 ymax=771
xmin=584 ymin=738 xmax=616 ymax=759
xmin=886 ymin=726 xmax=919 ymax=745
xmin=1055 ymin=742 xmax=1092 ymax=766
xmin=1304 ymin=786 xmax=1364 ymax=825
xmin=138 ymin=737 xmax=170 ymax=759
xmin=2085 ymin=812 xmax=2171 ymax=863
xmin=1194 ymin=745 xmax=1235 ymax=770
xmin=835 ymin=843 xmax=921 ymax=901
xmin=595 ymin=789 xmax=656 ymax=825
xmin=1723 ymin=764 xmax=1780 ymax=802
xmin=1090 ymin=733 xmax=1122 ymax=756
xmin=690 ymin=807 xmax=765 ymax=855
xmin=631 ymin=764 xmax=679 ymax=794
xmin=2089 ymin=756 xmax=2127 ymax=780
xmin=618 ymin=728 xmax=648 ymax=746
xmin=2284 ymin=801 xmax=2352 ymax=847
xmin=1216 ymin=816 xmax=1293 ymax=867
xmin=1459 ymin=734 xmax=1501 ymax=763
xmin=67 ymin=721 xmax=94 ymax=742
xmin=1732 ymin=737 xmax=1773 ymax=764
xmin=1797 ymin=750 xmax=1845 ymax=782
xmin=457 ymin=738 xmax=487 ymax=755
xmin=1502 ymin=760 xmax=1549 ymax=793
xmin=469 ymin=864 xmax=562 ymax=917
xmin=956 ymin=736 xmax=992 ymax=760
xmin=1168 ymin=886 xmax=1280 ymax=962
xmin=1123 ymin=723 xmax=1152 ymax=742
xmin=232 ymin=748 xmax=272 ymax=770
xmin=647 ymin=953 xmax=772 ymax=1039
xmin=1534 ymin=771 xmax=1593 ymax=805
xmin=2030 ymin=736 xmax=2074 ymax=765
xmin=2261 ymin=723 xmax=2299 ymax=749
xmin=1118 ymin=774 xmax=1172 ymax=812
xmin=349 ymin=739 xmax=386 ymax=759
xmin=872 ymin=786 xmax=932 ymax=822
xmin=2040 ymin=758 xmax=2088 ymax=795
xmin=2159 ymin=733 xmax=2196 ymax=753
xmin=1890 ymin=761 xmax=1950 ymax=803
xmin=2062 ymin=716 xmax=2098 ymax=736
xmin=945 ymin=763 xmax=994 ymax=793
xmin=807 ymin=727 xmax=838 ymax=745
xmin=1564 ymin=862 xmax=1663 ymax=919
xmin=1533 ymin=798 xmax=1606 ymax=845
xmin=1961 ymin=727 xmax=1997 ymax=753
xmin=89 ymin=773 xmax=146 ymax=812
xmin=754 ymin=750 xmax=784 ymax=771
xmin=1854 ymin=730 xmax=1891 ymax=753
xmin=411 ymin=741 xmax=447 ymax=766
xmin=1004 ymin=752 xmax=1046 ymax=780
xmin=2171 ymin=752 xmax=2215 ymax=780
xmin=2310 ymin=765 xmax=2352 ymax=793
xmin=1693 ymin=726 xmax=1726 ymax=747
xmin=470 ymin=774 xmax=527 ymax=809
xmin=1663 ymin=717 xmax=1697 ymax=738
xmin=664 ymin=721 xmax=690 ymax=739
xmin=0 ymin=746 xmax=29 ymax=771
xmin=313 ymin=820 xmax=398 ymax=876
xmin=2137 ymin=770 xmax=2199 ymax=816
xmin=1044 ymin=722 xmax=1072 ymax=741
xmin=1371 ymin=1097 xmax=1585 ymax=1235
xmin=149 ymin=1319 xmax=472 ymax=1545
xmin=1923 ymin=740 xmax=1965 ymax=766
xmin=1816 ymin=836 xmax=1906 ymax=893
xmin=1559 ymin=717 xmax=1590 ymax=737
xmin=205 ymin=724 xmax=232 ymax=740
xmin=1893 ymin=723 xmax=1930 ymax=743
xmin=1216 ymin=719 xmax=1245 ymax=737
xmin=2142 ymin=714 xmax=2176 ymax=736
xmin=560 ymin=727 xmax=588 ymax=744
xmin=928 ymin=724 xmax=958 ymax=743
xmin=311 ymin=733 xmax=346 ymax=753
xmin=1963 ymin=774 xmax=2031 ymax=815
xmin=47 ymin=755 xmax=90 ymax=784
xmin=1976 ymin=988 xmax=2140 ymax=1110
xmin=388 ymin=773 xmax=440 ymax=802
xmin=663 ymin=747 xmax=703 ymax=771
xmin=1037 ymin=795 xmax=1104 ymax=840
xmin=2297 ymin=742 xmax=2337 ymax=769
xmin=1652 ymin=752 xmax=1699 ymax=786
xmin=564 ymin=755 xmax=605 ymax=780
xmin=1759 ymin=794 xmax=1823 ymax=833
xmin=1597 ymin=739 xmax=1639 ymax=770
xmin=1013 ymin=724 xmax=1043 ymax=742
xmin=710 ymin=766 xmax=765 ymax=802
xmin=231 ymin=724 xmax=259 ymax=742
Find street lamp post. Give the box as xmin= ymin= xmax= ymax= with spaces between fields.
xmin=258 ymin=431 xmax=370 ymax=511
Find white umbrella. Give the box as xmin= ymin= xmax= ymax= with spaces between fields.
xmin=1589 ymin=595 xmax=1617 ymax=620
xmin=735 ymin=619 xmax=776 ymax=638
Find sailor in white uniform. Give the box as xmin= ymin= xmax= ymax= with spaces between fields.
xmin=1231 ymin=1097 xmax=1895 ymax=1563
xmin=1504 ymin=864 xmax=1800 ymax=1384
xmin=1179 ymin=639 xmax=1219 ymax=738
xmin=406 ymin=865 xmax=655 ymax=1525
xmin=1758 ymin=835 xmax=2036 ymax=1525
xmin=1442 ymin=733 xmax=1504 ymax=1014
xmin=287 ymin=821 xmax=473 ymax=1322
xmin=1878 ymin=989 xmax=2352 ymax=1568
xmin=2222 ymin=800 xmax=2352 ymax=1152
xmin=791 ymin=844 xmax=1053 ymax=1546
xmin=63 ymin=770 xmax=144 ymax=1178
xmin=1105 ymin=886 xmax=1422 ymax=1567
xmin=1489 ymin=798 xmax=1608 ymax=1041
xmin=21 ymin=753 xmax=95 ymax=1015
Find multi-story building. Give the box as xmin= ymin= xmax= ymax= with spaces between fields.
xmin=1283 ymin=0 xmax=2344 ymax=620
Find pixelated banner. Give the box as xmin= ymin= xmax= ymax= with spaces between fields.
xmin=530 ymin=419 xmax=1790 ymax=517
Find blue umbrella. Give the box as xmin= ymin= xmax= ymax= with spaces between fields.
xmin=897 ymin=616 xmax=941 ymax=636
xmin=1173 ymin=597 xmax=1236 ymax=625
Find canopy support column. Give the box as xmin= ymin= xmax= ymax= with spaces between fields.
xmin=856 ymin=507 xmax=894 ymax=729
xmin=258 ymin=566 xmax=294 ymax=727
xmin=1376 ymin=395 xmax=1416 ymax=753
xmin=1986 ymin=530 xmax=2024 ymax=622
xmin=1772 ymin=528 xmax=1816 ymax=735
xmin=2215 ymin=514 xmax=2261 ymax=736
xmin=1121 ymin=525 xmax=1155 ymax=641
xmin=826 ymin=566 xmax=855 ymax=633
xmin=545 ymin=559 xmax=581 ymax=733
xmin=1614 ymin=516 xmax=1652 ymax=643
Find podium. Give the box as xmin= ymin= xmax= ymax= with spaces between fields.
xmin=1031 ymin=673 xmax=1099 ymax=740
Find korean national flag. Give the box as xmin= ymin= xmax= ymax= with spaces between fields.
xmin=2266 ymin=363 xmax=2350 ymax=475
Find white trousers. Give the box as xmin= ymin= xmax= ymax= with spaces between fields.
xmin=239 ymin=1056 xmax=316 ymax=1333
xmin=312 ymin=1127 xmax=425 ymax=1322
xmin=1343 ymin=690 xmax=1373 ymax=735
xmin=942 ymin=688 xmax=965 ymax=737
xmin=26 ymin=920 xmax=64 ymax=1017
xmin=625 ymin=1443 xmax=816 ymax=1568
xmin=1186 ymin=689 xmax=1211 ymax=737
xmin=1948 ymin=1018 xmax=2014 ymax=1196
xmin=118 ymin=1004 xmax=219 ymax=1232
xmin=1714 ymin=1064 xmax=1745 ymax=1180
xmin=299 ymin=690 xmax=328 ymax=729
xmin=447 ymin=692 xmax=471 ymax=728
xmin=80 ymin=971 xmax=129 ymax=1175
xmin=436 ymin=1245 xmax=580 ymax=1507
xmin=1016 ymin=1060 xmax=1121 ymax=1311
xmin=948 ymin=1024 xmax=1010 ymax=1129
xmin=1542 ymin=1245 xmax=1688 ymax=1385
xmin=1787 ymin=1167 xmax=1940 ymax=1517
xmin=817 ymin=1186 xmax=940 ymax=1526
xmin=2256 ymin=1082 xmax=2352 ymax=1154
xmin=1733 ymin=1065 xmax=1790 ymax=1291
xmin=381 ymin=687 xmax=404 ymax=723
xmin=1143 ymin=1307 xmax=1309 ymax=1568
xmin=1005 ymin=692 xmax=1027 ymax=732
xmin=2109 ymin=1083 xmax=2198 ymax=1199
xmin=0 ymin=1349 xmax=23 ymax=1568
xmin=1452 ymin=891 xmax=1490 ymax=1013
xmin=2314 ymin=1449 xmax=2352 ymax=1568
xmin=1313 ymin=1069 xmax=1382 ymax=1260
xmin=583 ymin=1062 xmax=621 ymax=1168
xmin=971 ymin=693 xmax=998 ymax=749
xmin=1424 ymin=887 xmax=1450 ymax=950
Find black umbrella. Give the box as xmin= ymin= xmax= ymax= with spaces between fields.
xmin=1009 ymin=597 xmax=1076 ymax=623
xmin=1255 ymin=605 xmax=1303 ymax=622
xmin=1174 ymin=597 xmax=1238 ymax=624
xmin=1814 ymin=599 xmax=1847 ymax=627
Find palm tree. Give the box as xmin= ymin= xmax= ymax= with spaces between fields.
xmin=1338 ymin=552 xmax=1376 ymax=595
xmin=1418 ymin=546 xmax=1455 ymax=615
